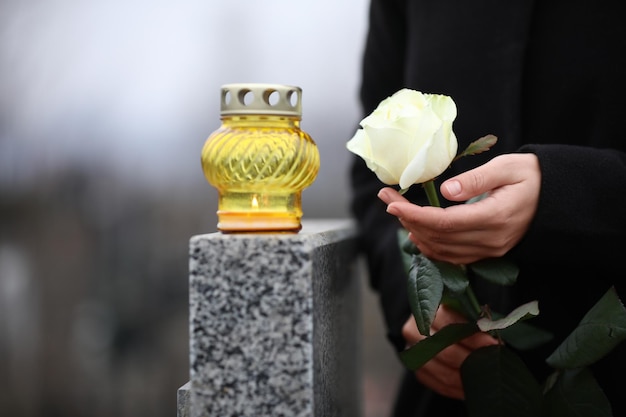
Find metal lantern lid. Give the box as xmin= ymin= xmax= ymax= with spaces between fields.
xmin=219 ymin=83 xmax=302 ymax=117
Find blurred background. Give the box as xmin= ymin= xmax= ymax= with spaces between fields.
xmin=0 ymin=1 xmax=403 ymax=416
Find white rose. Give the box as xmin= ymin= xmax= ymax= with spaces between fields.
xmin=347 ymin=88 xmax=458 ymax=190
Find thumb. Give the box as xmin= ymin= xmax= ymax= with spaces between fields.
xmin=440 ymin=155 xmax=509 ymax=202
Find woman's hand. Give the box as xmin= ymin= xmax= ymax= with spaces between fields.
xmin=379 ymin=153 xmax=541 ymax=265
xmin=402 ymin=305 xmax=499 ymax=399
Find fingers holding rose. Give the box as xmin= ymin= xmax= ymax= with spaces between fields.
xmin=402 ymin=305 xmax=499 ymax=400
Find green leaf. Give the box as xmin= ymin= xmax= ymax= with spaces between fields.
xmin=407 ymin=254 xmax=443 ymax=337
xmin=455 ymin=134 xmax=498 ymax=160
xmin=546 ymin=286 xmax=626 ymax=369
xmin=477 ymin=301 xmax=539 ymax=332
xmin=397 ymin=228 xmax=414 ymax=275
xmin=399 ymin=322 xmax=479 ymax=371
xmin=498 ymin=320 xmax=554 ymax=351
xmin=442 ymin=288 xmax=480 ymax=321
xmin=441 ymin=291 xmax=465 ymax=315
xmin=462 ymin=345 xmax=542 ymax=417
xmin=397 ymin=228 xmax=419 ymax=256
xmin=542 ymin=368 xmax=612 ymax=417
xmin=434 ymin=260 xmax=469 ymax=294
xmin=469 ymin=257 xmax=519 ymax=286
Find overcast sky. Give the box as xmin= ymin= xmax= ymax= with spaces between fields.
xmin=0 ymin=0 xmax=369 ymax=209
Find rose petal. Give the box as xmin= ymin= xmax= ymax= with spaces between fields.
xmin=399 ymin=143 xmax=430 ymax=189
xmin=347 ymin=129 xmax=399 ymax=185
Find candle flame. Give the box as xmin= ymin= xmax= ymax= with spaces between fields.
xmin=251 ymin=195 xmax=259 ymax=209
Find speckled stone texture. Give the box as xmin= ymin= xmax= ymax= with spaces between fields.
xmin=187 ymin=219 xmax=361 ymax=417
xmin=177 ymin=381 xmax=190 ymax=417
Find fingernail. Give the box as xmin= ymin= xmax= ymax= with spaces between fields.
xmin=445 ymin=180 xmax=461 ymax=196
xmin=386 ymin=204 xmax=399 ymax=216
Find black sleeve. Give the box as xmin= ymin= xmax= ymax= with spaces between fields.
xmin=359 ymin=0 xmax=407 ymax=115
xmin=514 ymin=144 xmax=626 ymax=293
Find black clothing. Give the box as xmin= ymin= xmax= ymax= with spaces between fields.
xmin=350 ymin=0 xmax=626 ymax=416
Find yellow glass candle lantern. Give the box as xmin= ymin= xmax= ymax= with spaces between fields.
xmin=201 ymin=83 xmax=320 ymax=233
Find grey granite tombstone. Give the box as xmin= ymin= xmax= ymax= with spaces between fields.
xmin=181 ymin=219 xmax=361 ymax=417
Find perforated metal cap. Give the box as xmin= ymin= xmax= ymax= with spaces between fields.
xmin=220 ymin=83 xmax=302 ymax=117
